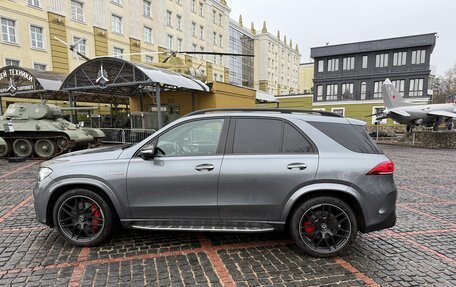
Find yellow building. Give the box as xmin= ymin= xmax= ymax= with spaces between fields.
xmin=299 ymin=62 xmax=314 ymax=94
xmin=0 ymin=0 xmax=230 ymax=78
xmin=130 ymin=81 xmax=255 ymax=115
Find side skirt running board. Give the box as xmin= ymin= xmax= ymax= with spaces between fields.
xmin=130 ymin=225 xmax=276 ymax=233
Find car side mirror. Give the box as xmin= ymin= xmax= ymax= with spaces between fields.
xmin=139 ymin=145 xmax=155 ymax=160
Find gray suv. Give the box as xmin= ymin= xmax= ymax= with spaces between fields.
xmin=34 ymin=108 xmax=397 ymax=257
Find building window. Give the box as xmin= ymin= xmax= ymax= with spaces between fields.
xmin=341 ymin=83 xmax=354 ymax=99
xmin=360 ymin=82 xmax=367 ymax=100
xmin=342 ymin=57 xmax=354 ymax=70
xmin=176 ymin=15 xmax=182 ymax=30
xmin=375 ymin=53 xmax=388 ymax=67
xmin=28 ymin=0 xmax=40 ymax=7
xmin=331 ymin=108 xmax=345 ymax=117
xmin=143 ymin=0 xmax=151 ymax=17
xmin=191 ymin=22 xmax=196 ymax=36
xmin=167 ymin=35 xmax=173 ymax=50
xmin=213 ymin=32 xmax=217 ymax=44
xmin=177 ymin=38 xmax=182 ymax=51
xmin=316 ymin=85 xmax=323 ymax=101
xmin=33 ymin=63 xmax=46 ymax=70
xmin=213 ymin=10 xmax=217 ymax=23
xmin=192 ymin=43 xmax=197 ymax=51
xmin=112 ymin=0 xmax=122 ymax=5
xmin=199 ymin=2 xmax=204 ymax=16
xmin=327 ymin=59 xmax=339 ymax=72
xmin=72 ymin=36 xmax=86 ymax=55
xmin=373 ymin=81 xmax=383 ymax=98
xmin=393 ymin=51 xmax=406 ymax=66
xmin=317 ymin=60 xmax=324 ymax=72
xmin=362 ymin=55 xmax=368 ymax=68
xmin=70 ymin=0 xmax=84 ymax=22
xmin=326 ymin=84 xmax=338 ymax=100
xmin=166 ymin=11 xmax=172 ymax=27
xmin=113 ymin=47 xmax=123 ymax=59
xmin=219 ymin=13 xmax=223 ymax=26
xmin=192 ymin=0 xmax=196 ymax=12
xmin=409 ymin=79 xmax=424 ymax=97
xmin=144 ymin=27 xmax=152 ymax=43
xmin=1 ymin=18 xmax=17 ymax=43
xmin=391 ymin=79 xmax=405 ymax=97
xmin=411 ymin=50 xmax=426 ymax=65
xmin=200 ymin=26 xmax=204 ymax=39
xmin=219 ymin=35 xmax=223 ymax=47
xmin=30 ymin=25 xmax=44 ymax=49
xmin=5 ymin=58 xmax=19 ymax=66
xmin=145 ymin=55 xmax=153 ymax=62
xmin=111 ymin=15 xmax=122 ymax=33
xmin=199 ymin=46 xmax=205 ymax=59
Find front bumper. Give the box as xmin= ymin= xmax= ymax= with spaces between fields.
xmin=33 ymin=176 xmax=53 ymax=226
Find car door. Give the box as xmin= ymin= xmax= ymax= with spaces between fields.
xmin=218 ymin=117 xmax=319 ymax=221
xmin=127 ymin=117 xmax=228 ymax=219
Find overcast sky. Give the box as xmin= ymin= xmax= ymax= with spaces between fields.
xmin=228 ymin=0 xmax=455 ymax=76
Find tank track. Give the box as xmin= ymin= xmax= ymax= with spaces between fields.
xmin=0 ymin=132 xmax=74 ymax=159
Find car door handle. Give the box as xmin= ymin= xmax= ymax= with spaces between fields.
xmin=287 ymin=163 xmax=307 ymax=170
xmin=195 ymin=164 xmax=214 ymax=171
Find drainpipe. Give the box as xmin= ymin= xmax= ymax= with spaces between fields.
xmin=155 ymin=83 xmax=162 ymax=129
xmin=68 ymin=92 xmax=73 ymax=123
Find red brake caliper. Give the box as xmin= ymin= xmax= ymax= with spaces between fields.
xmin=91 ymin=205 xmax=101 ymax=233
xmin=303 ymin=221 xmax=316 ymax=237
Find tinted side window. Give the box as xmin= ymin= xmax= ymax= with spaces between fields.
xmin=282 ymin=123 xmax=314 ymax=153
xmin=156 ymin=119 xmax=225 ymax=157
xmin=309 ymin=122 xmax=381 ymax=154
xmin=233 ymin=118 xmax=282 ymax=154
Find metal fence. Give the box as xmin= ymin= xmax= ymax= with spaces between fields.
xmin=100 ymin=128 xmax=156 ymax=144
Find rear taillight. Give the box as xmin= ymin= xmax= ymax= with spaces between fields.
xmin=367 ymin=160 xmax=394 ymax=175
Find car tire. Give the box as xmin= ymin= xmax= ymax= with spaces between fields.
xmin=290 ymin=196 xmax=357 ymax=257
xmin=53 ymin=189 xmax=114 ymax=247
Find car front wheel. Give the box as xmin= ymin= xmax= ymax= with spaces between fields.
xmin=53 ymin=189 xmax=114 ymax=246
xmin=290 ymin=196 xmax=357 ymax=257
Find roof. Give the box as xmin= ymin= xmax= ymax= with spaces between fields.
xmin=256 ymin=90 xmax=279 ymax=102
xmin=311 ymin=33 xmax=437 ymax=58
xmin=0 ymin=66 xmax=66 ymax=96
xmin=60 ymin=57 xmax=210 ymax=95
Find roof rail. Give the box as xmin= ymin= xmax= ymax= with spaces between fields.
xmin=185 ymin=108 xmax=343 ymax=118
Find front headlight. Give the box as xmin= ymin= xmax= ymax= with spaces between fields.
xmin=38 ymin=167 xmax=53 ymax=182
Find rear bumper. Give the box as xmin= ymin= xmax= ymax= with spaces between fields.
xmin=363 ymin=209 xmax=396 ymax=232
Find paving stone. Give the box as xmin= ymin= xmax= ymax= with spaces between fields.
xmin=0 ymin=145 xmax=454 ymax=286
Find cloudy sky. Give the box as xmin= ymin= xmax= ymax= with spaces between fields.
xmin=228 ymin=0 xmax=455 ymax=76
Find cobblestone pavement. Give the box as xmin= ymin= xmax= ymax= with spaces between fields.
xmin=0 ymin=144 xmax=455 ymax=286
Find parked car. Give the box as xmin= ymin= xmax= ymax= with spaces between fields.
xmin=34 ymin=108 xmax=397 ymax=257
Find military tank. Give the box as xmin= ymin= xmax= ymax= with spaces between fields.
xmin=0 ymin=103 xmax=105 ymax=159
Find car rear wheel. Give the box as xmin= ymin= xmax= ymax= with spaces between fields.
xmin=290 ymin=196 xmax=357 ymax=257
xmin=53 ymin=189 xmax=114 ymax=246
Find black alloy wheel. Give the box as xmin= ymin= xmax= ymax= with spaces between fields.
xmin=290 ymin=197 xmax=357 ymax=257
xmin=53 ymin=189 xmax=114 ymax=246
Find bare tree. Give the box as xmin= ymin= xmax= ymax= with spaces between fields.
xmin=433 ymin=64 xmax=456 ymax=103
